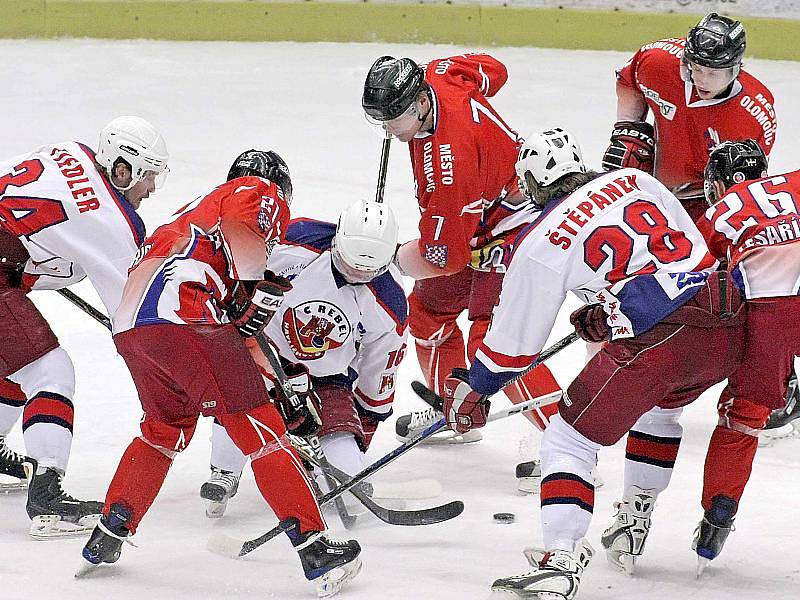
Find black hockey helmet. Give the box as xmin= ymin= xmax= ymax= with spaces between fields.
xmin=703 ymin=139 xmax=767 ymax=204
xmin=362 ymin=56 xmax=426 ymax=122
xmin=685 ymin=13 xmax=746 ymax=69
xmin=227 ymin=149 xmax=292 ymax=204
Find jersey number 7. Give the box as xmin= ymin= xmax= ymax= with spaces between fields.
xmin=0 ymin=160 xmax=68 ymax=237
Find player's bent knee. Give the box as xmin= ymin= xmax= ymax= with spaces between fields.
xmin=139 ymin=414 xmax=198 ymax=457
xmin=719 ymin=397 xmax=772 ymax=431
xmin=9 ymin=346 xmax=75 ymax=399
xmin=541 ymin=414 xmax=602 ymax=474
xmin=219 ymin=403 xmax=289 ymax=457
xmin=318 ymin=384 xmax=363 ymax=440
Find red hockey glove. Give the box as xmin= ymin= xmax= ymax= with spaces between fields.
xmin=602 ymin=121 xmax=656 ymax=174
xmin=570 ymin=304 xmax=610 ymax=343
xmin=274 ymin=363 xmax=323 ymax=437
xmin=443 ymin=368 xmax=490 ymax=434
xmin=229 ymin=270 xmax=291 ymax=337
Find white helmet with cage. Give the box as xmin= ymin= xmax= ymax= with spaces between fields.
xmin=96 ymin=116 xmax=169 ymax=191
xmin=516 ymin=128 xmax=585 ymax=203
xmin=331 ymin=200 xmax=399 ymax=284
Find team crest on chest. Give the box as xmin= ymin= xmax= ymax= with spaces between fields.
xmin=282 ymin=300 xmax=352 ymax=360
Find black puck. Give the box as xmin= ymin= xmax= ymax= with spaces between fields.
xmin=493 ymin=512 xmax=515 ymax=524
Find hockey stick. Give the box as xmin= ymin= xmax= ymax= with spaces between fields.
xmin=56 ymin=288 xmax=112 ymax=331
xmin=252 ymin=334 xmax=357 ymax=529
xmin=374 ymin=133 xmax=391 ymax=204
xmin=289 ymin=435 xmax=463 ymax=526
xmin=411 ymin=331 xmax=579 ymax=409
xmin=209 ymin=388 xmax=560 ymax=559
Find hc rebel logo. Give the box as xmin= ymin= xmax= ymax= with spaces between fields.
xmin=282 ymin=300 xmax=352 ymax=360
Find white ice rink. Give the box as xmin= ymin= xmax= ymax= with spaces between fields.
xmin=2 ymin=39 xmax=800 ymax=600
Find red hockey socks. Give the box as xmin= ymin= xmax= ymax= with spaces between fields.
xmin=220 ymin=407 xmax=325 ymax=534
xmin=103 ymin=437 xmax=172 ymax=534
xmin=702 ymin=396 xmax=771 ymax=510
xmin=504 ymin=365 xmax=562 ymax=430
xmin=414 ymin=328 xmax=466 ymax=398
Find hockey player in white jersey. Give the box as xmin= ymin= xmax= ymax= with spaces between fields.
xmin=0 ymin=116 xmax=168 ymax=536
xmin=438 ymin=129 xmax=744 ymax=598
xmin=200 ymin=199 xmax=408 ymax=517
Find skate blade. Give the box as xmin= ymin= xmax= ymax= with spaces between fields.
xmin=0 ymin=479 xmax=28 ymax=493
xmin=204 ymin=500 xmax=228 ymax=519
xmin=29 ymin=514 xmax=100 ymax=540
xmin=606 ymin=550 xmax=636 ymax=575
xmin=489 ymin=582 xmax=560 ymax=599
xmin=397 ymin=429 xmax=483 ymax=445
xmin=74 ymin=559 xmax=101 ymax=579
xmin=696 ymin=557 xmax=710 ymax=579
xmin=758 ymin=423 xmax=800 ymax=447
xmin=517 ymin=476 xmax=540 ymax=495
xmin=369 ymin=478 xmax=442 ymax=500
xmin=316 ymin=556 xmax=362 ymax=598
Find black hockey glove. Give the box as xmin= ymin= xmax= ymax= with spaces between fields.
xmin=228 ymin=270 xmax=291 ymax=337
xmin=274 ymin=363 xmax=323 ymax=437
xmin=602 ymin=121 xmax=656 ymax=174
xmin=570 ymin=304 xmax=610 ymax=343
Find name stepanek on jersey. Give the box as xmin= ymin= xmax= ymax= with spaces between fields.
xmin=265 ymin=218 xmax=408 ymax=422
xmin=470 ymin=169 xmax=716 ymax=395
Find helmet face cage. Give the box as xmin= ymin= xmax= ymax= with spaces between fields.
xmin=330 ymin=241 xmax=388 ymax=284
xmin=227 ymin=150 xmax=293 ymax=205
xmin=685 ymin=13 xmax=746 ymax=69
xmin=362 ymin=56 xmax=426 ymax=122
xmin=703 ymin=139 xmax=768 ymax=205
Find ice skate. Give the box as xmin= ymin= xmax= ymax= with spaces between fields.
xmin=76 ymin=503 xmax=134 ymax=578
xmin=516 ymin=461 xmax=603 ymax=495
xmin=692 ymin=495 xmax=736 ymax=578
xmin=600 ymin=486 xmax=656 ymax=575
xmin=289 ymin=521 xmax=362 ymax=598
xmin=26 ymin=467 xmax=103 ymax=539
xmin=760 ymin=377 xmax=800 ymax=447
xmin=200 ymin=467 xmax=240 ymax=518
xmin=395 ymin=406 xmax=482 ymax=445
xmin=491 ymin=539 xmax=593 ymax=599
xmin=0 ymin=436 xmax=35 ymax=493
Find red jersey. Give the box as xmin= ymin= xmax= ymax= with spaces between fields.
xmin=114 ymin=176 xmax=290 ymax=333
xmin=617 ymin=38 xmax=777 ymax=204
xmin=408 ymin=54 xmax=535 ymax=274
xmin=701 ymin=170 xmax=800 ymax=299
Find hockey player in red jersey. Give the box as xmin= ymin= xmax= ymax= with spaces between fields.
xmin=0 ymin=116 xmax=168 ymax=536
xmin=200 ymin=200 xmax=407 ymax=520
xmin=443 ymin=130 xmax=745 ymax=598
xmin=690 ymin=140 xmax=800 ymax=574
xmin=361 ymin=54 xmax=562 ymax=446
xmin=79 ymin=150 xmax=362 ymax=597
xmin=604 ymin=12 xmax=777 ymax=222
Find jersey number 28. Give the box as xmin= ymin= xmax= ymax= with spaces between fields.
xmin=583 ymin=200 xmax=693 ymax=283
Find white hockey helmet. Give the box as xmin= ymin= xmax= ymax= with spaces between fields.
xmin=331 ymin=200 xmax=399 ymax=284
xmin=96 ymin=116 xmax=169 ymax=191
xmin=516 ymin=128 xmax=585 ymax=202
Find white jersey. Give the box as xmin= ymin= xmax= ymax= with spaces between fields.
xmin=264 ymin=219 xmax=409 ymax=420
xmin=0 ymin=142 xmax=145 ymax=314
xmin=471 ymin=169 xmax=716 ymax=395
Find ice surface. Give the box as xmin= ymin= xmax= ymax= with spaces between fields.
xmin=1 ymin=39 xmax=800 ymax=599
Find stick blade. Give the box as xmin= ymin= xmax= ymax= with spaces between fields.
xmin=207 ymin=532 xmax=247 ymax=559
xmin=410 ymin=380 xmax=443 ymax=410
